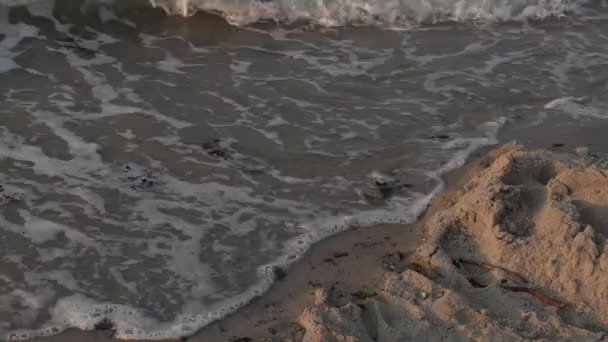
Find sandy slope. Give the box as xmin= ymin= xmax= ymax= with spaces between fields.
xmin=296 ymin=144 xmax=608 ymax=341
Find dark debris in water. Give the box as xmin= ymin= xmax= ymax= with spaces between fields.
xmin=361 ymin=188 xmax=385 ymax=204
xmin=0 ymin=185 xmax=23 ymax=206
xmin=118 ymin=165 xmax=162 ymax=192
xmin=202 ymin=139 xmax=233 ymax=161
xmin=375 ymin=182 xmax=413 ymax=196
xmin=93 ymin=318 xmax=116 ymax=337
xmin=361 ymin=175 xmax=413 ymax=204
xmin=127 ymin=175 xmax=157 ymax=190
xmin=55 ymin=37 xmax=97 ymax=59
xmin=271 ymin=266 xmax=287 ymax=281
xmin=189 ymin=138 xmax=270 ymax=175
xmin=0 ymin=194 xmax=22 ymax=205
xmin=430 ymin=134 xmax=451 ymax=141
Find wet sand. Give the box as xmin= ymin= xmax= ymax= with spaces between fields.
xmin=30 ymin=219 xmax=437 ymax=341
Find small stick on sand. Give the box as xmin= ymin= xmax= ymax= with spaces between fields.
xmin=502 ymin=286 xmax=567 ymax=308
xmin=458 ymin=258 xmax=528 ymax=284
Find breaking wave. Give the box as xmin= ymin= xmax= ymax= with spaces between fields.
xmin=148 ymin=0 xmax=577 ymax=25
xmin=1 ymin=0 xmax=580 ymax=26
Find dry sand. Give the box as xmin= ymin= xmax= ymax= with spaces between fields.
xmin=33 ymin=144 xmax=608 ymax=341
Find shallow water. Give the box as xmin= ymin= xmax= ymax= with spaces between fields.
xmin=1 ymin=0 xmax=608 ymax=339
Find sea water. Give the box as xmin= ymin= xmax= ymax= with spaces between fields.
xmin=0 ymin=0 xmax=607 ymax=339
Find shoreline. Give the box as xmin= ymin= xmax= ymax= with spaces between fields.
xmin=29 ymin=142 xmax=495 ymax=342
xmin=30 ymin=142 xmax=608 ymax=341
xmin=190 ymin=144 xmax=498 ymax=342
xmin=194 ymin=143 xmax=608 ymax=341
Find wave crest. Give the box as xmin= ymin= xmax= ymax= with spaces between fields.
xmin=0 ymin=0 xmax=579 ymax=27
xmin=147 ymin=0 xmax=576 ymax=26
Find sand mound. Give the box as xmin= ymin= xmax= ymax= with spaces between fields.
xmin=297 ymin=144 xmax=608 ymax=341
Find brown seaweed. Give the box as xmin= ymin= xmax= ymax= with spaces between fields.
xmin=502 ymin=286 xmax=566 ymax=308
xmin=458 ymin=258 xmax=527 ymax=284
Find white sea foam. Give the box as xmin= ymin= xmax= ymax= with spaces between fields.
xmin=147 ymin=0 xmax=577 ymax=25
xmin=0 ymin=0 xmax=579 ymax=27
xmin=0 ymin=1 xmax=528 ymax=338
xmin=0 ymin=211 xmax=96 ymax=246
xmin=0 ymin=5 xmax=39 ymax=73
xmin=545 ymin=96 xmax=608 ymax=119
xmin=2 ymin=116 xmax=505 ymax=340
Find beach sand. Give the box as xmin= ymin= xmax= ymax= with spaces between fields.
xmin=194 ymin=143 xmax=608 ymax=341
xmin=32 ymin=143 xmax=608 ymax=341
